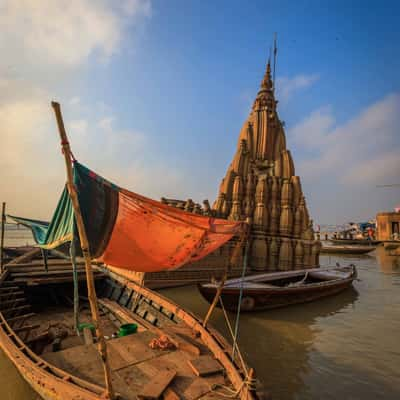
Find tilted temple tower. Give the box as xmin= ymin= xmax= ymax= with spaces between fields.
xmin=161 ymin=61 xmax=320 ymax=274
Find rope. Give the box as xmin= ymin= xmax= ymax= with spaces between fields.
xmin=231 ymin=238 xmax=250 ymax=360
xmin=70 ymin=237 xmax=80 ymax=335
xmin=211 ymin=376 xmax=257 ymax=398
xmin=219 ymin=297 xmax=248 ymax=377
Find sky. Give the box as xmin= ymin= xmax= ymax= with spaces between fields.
xmin=0 ymin=0 xmax=399 ymax=225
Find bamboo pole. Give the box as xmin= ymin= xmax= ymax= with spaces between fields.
xmin=202 ymin=224 xmax=249 ymax=327
xmin=51 ymin=102 xmax=114 ymax=399
xmin=1 ymin=202 xmax=5 ymax=273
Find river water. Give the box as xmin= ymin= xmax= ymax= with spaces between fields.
xmin=1 ymin=229 xmax=400 ymax=399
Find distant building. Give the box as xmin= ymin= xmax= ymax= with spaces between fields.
xmin=376 ymin=211 xmax=400 ymax=240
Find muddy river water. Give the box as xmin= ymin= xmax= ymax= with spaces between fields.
xmin=1 ymin=229 xmax=400 ymax=399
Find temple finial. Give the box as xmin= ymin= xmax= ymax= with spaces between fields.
xmin=261 ymin=59 xmax=273 ymax=90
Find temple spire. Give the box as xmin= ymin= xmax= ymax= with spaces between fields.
xmin=261 ymin=60 xmax=273 ymax=91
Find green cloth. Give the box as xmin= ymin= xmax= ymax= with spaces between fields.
xmin=9 ymin=186 xmax=74 ymax=249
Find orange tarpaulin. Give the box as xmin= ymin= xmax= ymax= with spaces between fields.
xmin=16 ymin=161 xmax=246 ymax=272
xmin=97 ymin=188 xmax=246 ymax=272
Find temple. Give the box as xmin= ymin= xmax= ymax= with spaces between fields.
xmin=162 ymin=60 xmax=321 ymax=275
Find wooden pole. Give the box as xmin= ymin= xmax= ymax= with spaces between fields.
xmin=203 ymin=225 xmax=249 ymax=327
xmin=1 ymin=202 xmax=5 ymax=273
xmin=51 ymin=102 xmax=114 ymax=399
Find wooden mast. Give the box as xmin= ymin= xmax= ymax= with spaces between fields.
xmin=51 ymin=102 xmax=114 ymax=399
xmin=0 ymin=202 xmax=5 ymax=273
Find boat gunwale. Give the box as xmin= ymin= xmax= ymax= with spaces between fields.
xmin=201 ymin=266 xmax=356 ymax=290
xmin=200 ymin=275 xmax=355 ymax=295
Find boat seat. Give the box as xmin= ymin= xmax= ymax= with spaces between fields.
xmin=225 ymin=282 xmax=276 ymax=289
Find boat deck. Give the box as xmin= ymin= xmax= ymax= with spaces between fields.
xmin=1 ymin=276 xmax=241 ymax=400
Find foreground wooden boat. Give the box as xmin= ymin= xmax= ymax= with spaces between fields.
xmin=0 ymin=266 xmax=258 ymax=400
xmin=320 ymin=245 xmax=375 ymax=255
xmin=329 ymin=238 xmax=381 ymax=246
xmin=199 ymin=265 xmax=357 ymax=312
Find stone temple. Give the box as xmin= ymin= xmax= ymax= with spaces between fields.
xmin=161 ymin=60 xmax=320 ymax=279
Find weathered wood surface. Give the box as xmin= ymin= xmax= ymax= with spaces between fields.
xmin=188 ymin=356 xmax=224 ymax=377
xmin=5 ymin=248 xmax=42 ymax=266
xmin=137 ymin=370 xmax=177 ymax=400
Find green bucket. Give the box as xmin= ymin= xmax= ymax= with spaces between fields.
xmin=78 ymin=322 xmax=95 ymax=333
xmin=118 ymin=323 xmax=138 ymax=337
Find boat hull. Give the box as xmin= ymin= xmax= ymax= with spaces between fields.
xmin=198 ymin=267 xmax=357 ymax=312
xmin=329 ymin=238 xmax=381 ymax=246
xmin=320 ymin=246 xmax=375 ymax=255
xmin=0 ymin=267 xmax=256 ymax=400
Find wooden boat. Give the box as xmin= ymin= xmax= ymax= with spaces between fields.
xmin=320 ymin=245 xmax=375 ymax=255
xmin=198 ymin=265 xmax=357 ymax=312
xmin=0 ymin=265 xmax=258 ymax=400
xmin=329 ymin=238 xmax=381 ymax=246
xmin=0 ymin=102 xmax=260 ymax=400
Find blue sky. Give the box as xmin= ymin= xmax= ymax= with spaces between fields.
xmin=1 ymin=0 xmax=399 ymax=224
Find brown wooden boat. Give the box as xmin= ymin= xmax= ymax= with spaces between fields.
xmin=198 ymin=265 xmax=357 ymax=312
xmin=320 ymin=245 xmax=375 ymax=255
xmin=0 ymin=264 xmax=258 ymax=400
xmin=329 ymin=238 xmax=381 ymax=246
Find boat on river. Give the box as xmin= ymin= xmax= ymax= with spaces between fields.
xmin=198 ymin=265 xmax=357 ymax=312
xmin=329 ymin=238 xmax=381 ymax=246
xmin=0 ymin=265 xmax=257 ymax=400
xmin=0 ymin=102 xmax=258 ymax=400
xmin=320 ymin=245 xmax=375 ymax=255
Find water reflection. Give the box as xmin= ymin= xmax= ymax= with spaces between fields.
xmin=375 ymin=245 xmax=400 ymax=274
xmin=161 ymin=285 xmax=359 ymax=400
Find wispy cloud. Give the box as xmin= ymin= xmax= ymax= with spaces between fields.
xmin=287 ymin=93 xmax=400 ymax=223
xmin=290 ymin=93 xmax=400 ymax=185
xmin=276 ymin=74 xmax=319 ymax=103
xmin=0 ymin=1 xmax=190 ymax=219
xmin=0 ymin=0 xmax=151 ymax=68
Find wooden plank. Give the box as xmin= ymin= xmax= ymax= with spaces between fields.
xmin=7 ymin=265 xmax=86 ymax=273
xmin=11 ymin=269 xmax=87 ymax=277
xmin=6 ymin=312 xmax=35 ymax=324
xmin=14 ymin=323 xmax=40 ymax=333
xmin=1 ymin=304 xmax=30 ymax=315
xmin=83 ymin=327 xmax=94 ymax=345
xmin=13 ymin=272 xmax=105 ymax=285
xmin=182 ymin=378 xmax=210 ymax=400
xmin=163 ymin=387 xmax=180 ymax=400
xmin=137 ymin=370 xmax=176 ymax=400
xmin=7 ymin=259 xmax=84 ymax=268
xmin=0 ymin=290 xmax=24 ymax=299
xmin=0 ymin=298 xmax=26 ymax=308
xmin=188 ymin=356 xmax=224 ymax=377
xmin=5 ymin=248 xmax=41 ymax=265
xmin=98 ymin=298 xmax=148 ymax=332
xmin=0 ymin=286 xmax=20 ymax=292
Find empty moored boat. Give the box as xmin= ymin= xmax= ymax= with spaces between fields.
xmin=329 ymin=238 xmax=381 ymax=246
xmin=198 ymin=265 xmax=357 ymax=312
xmin=320 ymin=245 xmax=375 ymax=255
xmin=0 ymin=266 xmax=258 ymax=400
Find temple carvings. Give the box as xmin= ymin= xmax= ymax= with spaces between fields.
xmin=163 ymin=61 xmax=320 ymax=272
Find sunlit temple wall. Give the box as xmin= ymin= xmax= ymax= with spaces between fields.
xmin=162 ymin=61 xmax=320 ymax=272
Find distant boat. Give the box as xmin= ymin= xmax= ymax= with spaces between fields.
xmin=198 ymin=265 xmax=357 ymax=312
xmin=320 ymin=245 xmax=375 ymax=255
xmin=329 ymin=238 xmax=381 ymax=246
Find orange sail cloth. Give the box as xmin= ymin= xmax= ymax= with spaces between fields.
xmin=98 ymin=188 xmax=246 ymax=272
